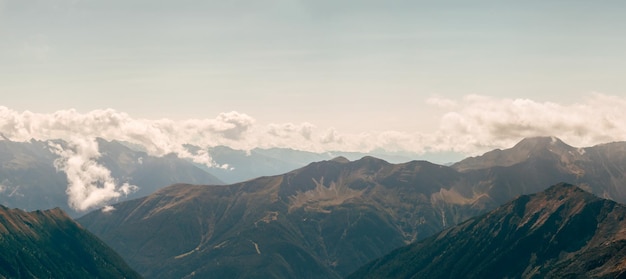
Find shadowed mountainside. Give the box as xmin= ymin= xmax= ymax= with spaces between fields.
xmin=349 ymin=183 xmax=626 ymax=279
xmin=453 ymin=136 xmax=626 ymax=204
xmin=0 ymin=205 xmax=141 ymax=278
xmin=79 ymin=156 xmax=485 ymax=279
xmin=79 ymin=137 xmax=626 ymax=278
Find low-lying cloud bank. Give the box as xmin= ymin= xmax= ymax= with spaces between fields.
xmin=429 ymin=93 xmax=626 ymax=152
xmin=1 ymin=92 xmax=625 ymax=211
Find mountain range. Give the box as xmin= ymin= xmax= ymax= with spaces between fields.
xmin=194 ymin=145 xmax=431 ymax=184
xmin=79 ymin=156 xmax=470 ymax=278
xmin=77 ymin=136 xmax=626 ymax=278
xmin=0 ymin=205 xmax=140 ymax=278
xmin=2 ymin=136 xmax=626 ymax=278
xmin=0 ymin=137 xmax=437 ymax=216
xmin=349 ymin=183 xmax=626 ymax=279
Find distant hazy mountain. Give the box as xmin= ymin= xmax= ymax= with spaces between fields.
xmin=200 ymin=146 xmax=431 ymax=184
xmin=349 ymin=183 xmax=626 ymax=279
xmin=0 ymin=205 xmax=141 ymax=278
xmin=0 ymin=138 xmax=222 ymax=216
xmin=78 ymin=137 xmax=626 ymax=278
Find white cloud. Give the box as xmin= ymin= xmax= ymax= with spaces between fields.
xmin=2 ymin=92 xmax=626 ymax=210
xmin=430 ymin=93 xmax=626 ymax=153
xmin=3 ymin=93 xmax=626 ymax=159
xmin=2 ymin=94 xmax=626 ymax=158
xmin=320 ymin=128 xmax=343 ymax=144
xmin=0 ymin=108 xmax=256 ymax=166
xmin=50 ymin=137 xmax=138 ymax=212
xmin=101 ymin=205 xmax=116 ymax=213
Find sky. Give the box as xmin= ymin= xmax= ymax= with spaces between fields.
xmin=2 ymin=0 xmax=626 ymax=211
xmin=1 ymin=0 xmax=626 ymax=151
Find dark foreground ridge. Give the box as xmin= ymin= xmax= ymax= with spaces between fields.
xmin=349 ymin=183 xmax=626 ymax=279
xmin=0 ymin=205 xmax=141 ymax=278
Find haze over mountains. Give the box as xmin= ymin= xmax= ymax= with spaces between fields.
xmin=78 ymin=136 xmax=626 ymax=278
xmin=0 ymin=138 xmax=222 ymax=216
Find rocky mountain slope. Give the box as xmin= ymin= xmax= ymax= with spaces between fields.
xmin=453 ymin=136 xmax=626 ymax=204
xmin=78 ymin=137 xmax=626 ymax=278
xmin=79 ymin=156 xmax=484 ymax=278
xmin=0 ymin=205 xmax=141 ymax=278
xmin=348 ymin=183 xmax=626 ymax=279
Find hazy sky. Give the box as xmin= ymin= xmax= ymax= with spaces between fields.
xmin=1 ymin=0 xmax=626 ymax=152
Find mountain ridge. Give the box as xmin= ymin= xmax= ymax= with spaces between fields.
xmin=78 ymin=155 xmax=481 ymax=278
xmin=0 ymin=205 xmax=141 ymax=278
xmin=348 ymin=183 xmax=626 ymax=279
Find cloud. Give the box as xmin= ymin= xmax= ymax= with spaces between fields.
xmin=50 ymin=137 xmax=138 ymax=212
xmin=211 ymin=111 xmax=255 ymax=140
xmin=2 ymin=92 xmax=626 ymax=210
xmin=0 ymin=108 xmax=257 ymax=166
xmin=3 ymin=93 xmax=626 ymax=160
xmin=268 ymin=122 xmax=315 ymax=141
xmin=2 ymin=94 xmax=626 ymax=158
xmin=101 ymin=205 xmax=116 ymax=213
xmin=320 ymin=128 xmax=343 ymax=144
xmin=426 ymin=93 xmax=626 ymax=153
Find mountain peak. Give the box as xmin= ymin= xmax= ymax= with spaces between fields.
xmin=355 ymin=155 xmax=389 ymax=165
xmin=452 ymin=136 xmax=576 ymax=172
xmin=330 ymin=156 xmax=350 ymax=163
xmin=513 ymin=136 xmax=571 ymax=151
xmin=543 ymin=182 xmax=585 ymax=195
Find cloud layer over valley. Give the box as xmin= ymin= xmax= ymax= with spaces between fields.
xmin=1 ymin=93 xmax=625 ymax=211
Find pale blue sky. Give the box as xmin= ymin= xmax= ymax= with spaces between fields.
xmin=1 ymin=0 xmax=625 ymax=134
